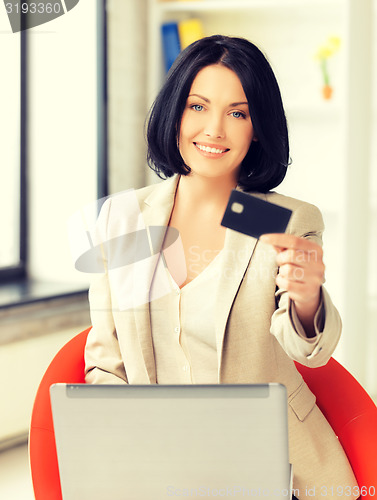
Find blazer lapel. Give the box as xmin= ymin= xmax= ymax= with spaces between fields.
xmin=215 ymin=226 xmax=258 ymax=375
xmin=133 ymin=176 xmax=180 ymax=383
xmin=214 ymin=188 xmax=270 ymax=376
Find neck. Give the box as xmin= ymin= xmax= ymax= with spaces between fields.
xmin=176 ymin=172 xmax=238 ymax=209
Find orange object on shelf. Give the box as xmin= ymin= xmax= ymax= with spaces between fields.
xmin=322 ymin=84 xmax=333 ymax=100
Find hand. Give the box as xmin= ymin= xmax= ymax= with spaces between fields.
xmin=260 ymin=233 xmax=325 ymax=336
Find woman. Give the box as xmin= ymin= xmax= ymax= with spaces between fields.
xmin=85 ymin=35 xmax=358 ymax=497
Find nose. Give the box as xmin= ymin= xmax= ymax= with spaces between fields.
xmin=204 ymin=112 xmax=225 ymax=139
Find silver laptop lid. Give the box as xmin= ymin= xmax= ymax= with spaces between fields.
xmin=50 ymin=384 xmax=291 ymax=500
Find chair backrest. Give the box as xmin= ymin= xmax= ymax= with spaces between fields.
xmin=29 ymin=328 xmax=377 ymax=499
xmin=295 ymin=358 xmax=377 ymax=496
xmin=29 ymin=327 xmax=91 ymax=500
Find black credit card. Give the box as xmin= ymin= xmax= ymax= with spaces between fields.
xmin=221 ymin=190 xmax=292 ymax=239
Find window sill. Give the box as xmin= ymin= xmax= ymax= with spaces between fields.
xmin=0 ymin=280 xmax=91 ymax=345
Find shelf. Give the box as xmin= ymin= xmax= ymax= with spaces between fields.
xmin=285 ymin=100 xmax=343 ymax=120
xmin=158 ymin=0 xmax=342 ymax=13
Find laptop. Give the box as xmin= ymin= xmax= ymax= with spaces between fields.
xmin=50 ymin=383 xmax=292 ymax=500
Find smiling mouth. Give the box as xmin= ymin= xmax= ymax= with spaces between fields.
xmin=194 ymin=143 xmax=229 ymax=155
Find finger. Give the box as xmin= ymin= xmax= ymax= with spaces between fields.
xmin=276 ymin=248 xmax=323 ymax=267
xmin=260 ymin=233 xmax=323 ymax=254
xmin=278 ymin=264 xmax=306 ymax=282
xmin=277 ymin=264 xmax=325 ymax=289
xmin=277 ymin=273 xmax=301 ymax=289
xmin=276 ymin=275 xmax=308 ymax=294
xmin=276 ymin=275 xmax=321 ymax=302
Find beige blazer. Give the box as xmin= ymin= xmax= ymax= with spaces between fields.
xmin=85 ymin=175 xmax=358 ymax=498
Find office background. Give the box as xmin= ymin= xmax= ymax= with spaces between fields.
xmin=0 ymin=0 xmax=376 ymax=497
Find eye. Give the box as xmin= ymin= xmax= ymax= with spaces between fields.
xmin=231 ymin=111 xmax=246 ymax=119
xmin=190 ymin=104 xmax=204 ymax=112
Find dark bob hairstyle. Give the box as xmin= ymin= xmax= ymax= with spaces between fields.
xmin=146 ymin=35 xmax=290 ymax=193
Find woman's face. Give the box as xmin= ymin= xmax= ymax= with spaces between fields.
xmin=179 ymin=64 xmax=255 ymax=182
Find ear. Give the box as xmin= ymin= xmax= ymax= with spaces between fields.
xmin=252 ymin=136 xmax=258 ymax=142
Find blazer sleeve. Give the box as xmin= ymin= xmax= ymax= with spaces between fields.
xmin=84 ymin=198 xmax=128 ymax=384
xmin=269 ymin=201 xmax=342 ymax=367
xmin=85 ymin=271 xmax=128 ymax=384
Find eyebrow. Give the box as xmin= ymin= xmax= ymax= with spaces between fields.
xmin=188 ymin=94 xmax=249 ymax=107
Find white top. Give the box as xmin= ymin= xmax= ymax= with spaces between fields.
xmin=150 ymin=251 xmax=223 ymax=384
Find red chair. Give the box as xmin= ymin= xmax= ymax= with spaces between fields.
xmin=29 ymin=327 xmax=91 ymax=500
xmin=29 ymin=327 xmax=377 ymax=499
xmin=295 ymin=359 xmax=377 ymax=496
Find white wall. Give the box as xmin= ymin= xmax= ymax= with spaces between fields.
xmin=0 ymin=326 xmax=86 ymax=443
xmin=107 ymin=0 xmax=148 ymax=194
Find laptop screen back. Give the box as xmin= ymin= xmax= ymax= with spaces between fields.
xmin=50 ymin=383 xmax=291 ymax=500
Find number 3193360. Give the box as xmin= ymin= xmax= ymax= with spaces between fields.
xmin=5 ymin=2 xmax=63 ymax=14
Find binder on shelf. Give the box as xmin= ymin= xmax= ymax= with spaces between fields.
xmin=178 ymin=18 xmax=204 ymax=49
xmin=161 ymin=22 xmax=181 ymax=73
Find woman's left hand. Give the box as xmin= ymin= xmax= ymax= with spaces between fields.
xmin=260 ymin=233 xmax=325 ymax=336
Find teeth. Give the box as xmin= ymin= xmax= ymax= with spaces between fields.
xmin=196 ymin=144 xmax=226 ymax=154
